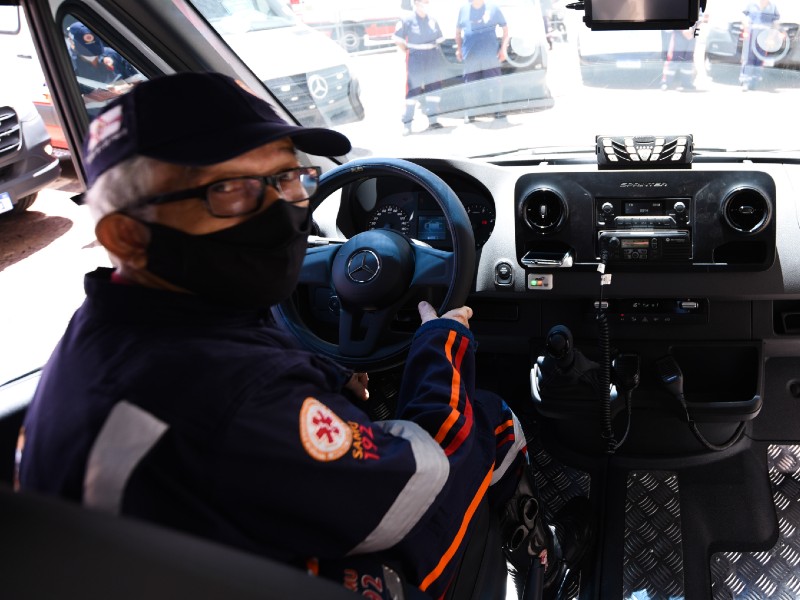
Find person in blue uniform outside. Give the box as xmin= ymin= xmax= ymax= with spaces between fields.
xmin=740 ymin=0 xmax=781 ymax=91
xmin=660 ymin=25 xmax=698 ymax=91
xmin=16 ymin=72 xmax=588 ymax=600
xmin=393 ymin=0 xmax=445 ymax=136
xmin=455 ymin=0 xmax=509 ymax=122
xmin=66 ymin=21 xmax=139 ymax=84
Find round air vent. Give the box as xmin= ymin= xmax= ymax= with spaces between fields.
xmin=722 ymin=187 xmax=772 ymax=234
xmin=522 ymin=188 xmax=568 ymax=234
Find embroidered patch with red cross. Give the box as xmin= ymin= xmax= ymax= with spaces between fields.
xmin=299 ymin=398 xmax=352 ymax=461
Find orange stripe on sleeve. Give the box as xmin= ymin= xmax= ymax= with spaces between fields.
xmin=494 ymin=420 xmax=514 ymax=436
xmin=434 ymin=333 xmax=466 ymax=443
xmin=443 ymin=395 xmax=473 ymax=456
xmin=419 ymin=465 xmax=495 ymax=592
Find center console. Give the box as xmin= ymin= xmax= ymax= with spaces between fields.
xmin=514 ymin=170 xmax=776 ymax=272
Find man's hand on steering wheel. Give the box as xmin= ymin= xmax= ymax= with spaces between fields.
xmin=418 ymin=300 xmax=473 ymax=330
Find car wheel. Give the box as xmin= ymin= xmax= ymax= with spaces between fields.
xmin=273 ymin=158 xmax=476 ymax=372
xmin=12 ymin=193 xmax=37 ymax=213
xmin=505 ymin=37 xmax=538 ymax=69
xmin=338 ymin=26 xmax=364 ymax=53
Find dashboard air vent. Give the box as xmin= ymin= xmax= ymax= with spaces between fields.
xmin=522 ymin=188 xmax=568 ymax=234
xmin=722 ymin=187 xmax=771 ymax=233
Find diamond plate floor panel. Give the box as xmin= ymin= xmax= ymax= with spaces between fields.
xmin=528 ymin=436 xmax=591 ymax=600
xmin=623 ymin=471 xmax=684 ymax=600
xmin=711 ymin=445 xmax=800 ymax=600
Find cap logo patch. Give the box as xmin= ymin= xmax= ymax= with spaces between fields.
xmin=86 ymin=106 xmax=122 ymax=160
xmin=299 ymin=397 xmax=352 ymax=461
xmin=82 ymin=33 xmax=96 ymax=44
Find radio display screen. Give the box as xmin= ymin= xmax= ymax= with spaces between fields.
xmin=623 ymin=200 xmax=664 ymax=215
xmin=621 ymin=239 xmax=650 ymax=248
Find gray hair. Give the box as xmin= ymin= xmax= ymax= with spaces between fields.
xmin=83 ymin=155 xmax=178 ymax=222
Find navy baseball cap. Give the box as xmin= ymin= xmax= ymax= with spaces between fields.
xmin=68 ymin=22 xmax=104 ymax=57
xmin=83 ymin=71 xmax=352 ymax=185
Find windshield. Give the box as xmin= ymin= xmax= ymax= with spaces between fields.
xmin=189 ymin=0 xmax=800 ymax=158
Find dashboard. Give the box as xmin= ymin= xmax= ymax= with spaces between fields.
xmin=309 ymin=153 xmax=800 ymax=458
xmin=311 ymin=155 xmax=800 ymax=369
xmin=322 ymin=156 xmax=795 ymax=302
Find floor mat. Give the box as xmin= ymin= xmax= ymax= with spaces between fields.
xmin=711 ymin=444 xmax=800 ymax=600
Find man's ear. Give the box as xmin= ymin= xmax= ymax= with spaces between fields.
xmin=95 ymin=213 xmax=150 ymax=270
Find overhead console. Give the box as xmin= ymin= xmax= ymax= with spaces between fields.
xmin=514 ymin=169 xmax=776 ymax=273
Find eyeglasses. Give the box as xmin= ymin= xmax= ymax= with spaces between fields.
xmin=139 ymin=166 xmax=322 ymax=218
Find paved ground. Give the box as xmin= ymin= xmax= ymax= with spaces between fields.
xmin=0 ymin=160 xmax=109 ymax=385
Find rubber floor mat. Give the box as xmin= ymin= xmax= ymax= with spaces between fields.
xmin=711 ymin=445 xmax=800 ymax=600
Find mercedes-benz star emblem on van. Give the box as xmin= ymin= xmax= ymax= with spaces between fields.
xmin=346 ymin=250 xmax=380 ymax=283
xmin=307 ymin=74 xmax=329 ymax=100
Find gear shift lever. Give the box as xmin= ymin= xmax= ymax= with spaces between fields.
xmin=545 ymin=325 xmax=574 ymax=369
xmin=536 ymin=325 xmax=603 ymax=402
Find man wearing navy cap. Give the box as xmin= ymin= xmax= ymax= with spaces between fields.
xmin=17 ymin=72 xmax=589 ymax=600
xmin=67 ymin=21 xmax=139 ymax=84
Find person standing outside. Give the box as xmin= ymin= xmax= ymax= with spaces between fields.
xmin=660 ymin=25 xmax=698 ymax=91
xmin=393 ymin=0 xmax=445 ymax=136
xmin=455 ymin=0 xmax=509 ymax=122
xmin=66 ymin=21 xmax=139 ymax=85
xmin=740 ymin=0 xmax=781 ymax=91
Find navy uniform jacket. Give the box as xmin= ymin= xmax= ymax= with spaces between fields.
xmin=393 ymin=11 xmax=445 ymax=91
xmin=19 ymin=268 xmax=527 ymax=599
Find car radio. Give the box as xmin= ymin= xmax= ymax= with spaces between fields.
xmin=596 ymin=197 xmax=692 ymax=263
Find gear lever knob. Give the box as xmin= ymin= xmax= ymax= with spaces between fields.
xmin=545 ymin=325 xmax=574 ymax=368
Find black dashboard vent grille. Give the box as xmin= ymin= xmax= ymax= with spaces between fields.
xmin=522 ymin=188 xmax=568 ymax=234
xmin=722 ymin=188 xmax=771 ymax=234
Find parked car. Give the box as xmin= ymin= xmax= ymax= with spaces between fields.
xmin=8 ymin=0 xmax=800 ymax=599
xmin=288 ymin=0 xmax=400 ymax=52
xmin=703 ymin=0 xmax=800 ymax=84
xmin=195 ymin=0 xmax=365 ymax=127
xmin=0 ymin=8 xmax=60 ymax=215
xmin=577 ymin=27 xmax=669 ymax=85
xmin=0 ymin=95 xmax=61 ymax=215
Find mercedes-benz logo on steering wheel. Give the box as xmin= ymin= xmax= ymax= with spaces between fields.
xmin=346 ymin=249 xmax=381 ymax=283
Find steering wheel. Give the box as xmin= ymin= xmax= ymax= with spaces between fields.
xmin=273 ymin=158 xmax=476 ymax=372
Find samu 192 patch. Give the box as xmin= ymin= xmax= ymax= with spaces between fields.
xmin=299 ymin=398 xmax=352 ymax=461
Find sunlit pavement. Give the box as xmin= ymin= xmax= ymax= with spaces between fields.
xmin=0 ymin=160 xmax=109 ymax=385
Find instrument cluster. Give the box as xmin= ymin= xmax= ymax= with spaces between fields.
xmin=337 ymin=171 xmax=496 ymax=250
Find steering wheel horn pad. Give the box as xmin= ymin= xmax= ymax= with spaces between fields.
xmin=332 ymin=230 xmax=415 ymax=310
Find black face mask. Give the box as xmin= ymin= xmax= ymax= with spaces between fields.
xmin=143 ymin=200 xmax=311 ymax=309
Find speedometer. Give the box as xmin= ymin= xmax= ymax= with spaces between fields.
xmin=367 ymin=205 xmax=412 ymax=236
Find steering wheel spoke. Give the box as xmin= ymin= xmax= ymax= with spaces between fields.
xmin=410 ymin=243 xmax=455 ymax=291
xmin=338 ymin=304 xmax=398 ymax=358
xmin=297 ymin=243 xmax=342 ymax=287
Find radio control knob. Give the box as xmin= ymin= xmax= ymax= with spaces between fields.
xmin=673 ymin=201 xmax=686 ymax=214
xmin=608 ymin=236 xmax=621 ymax=249
xmin=601 ymin=202 xmax=614 ymax=215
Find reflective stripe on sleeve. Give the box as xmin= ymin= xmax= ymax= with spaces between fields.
xmin=83 ymin=400 xmax=168 ymax=514
xmin=490 ymin=414 xmax=526 ymax=486
xmin=348 ymin=419 xmax=450 ymax=555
